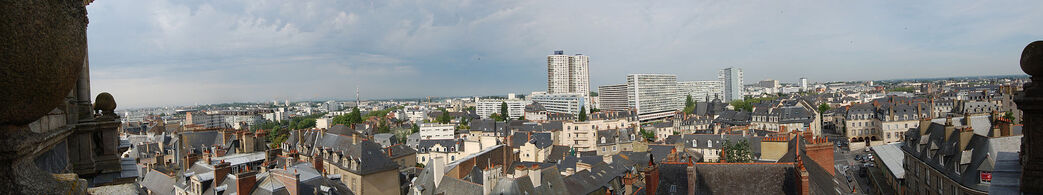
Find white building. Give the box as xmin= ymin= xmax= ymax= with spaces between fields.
xmin=800 ymin=77 xmax=809 ymax=92
xmin=529 ymin=93 xmax=587 ymax=115
xmin=627 ymin=74 xmax=681 ymax=121
xmin=677 ymin=80 xmax=724 ymax=102
xmin=325 ymin=100 xmax=343 ymax=112
xmin=598 ymin=84 xmax=629 ymax=111
xmin=719 ymin=67 xmax=744 ymax=101
xmin=476 ymin=99 xmax=527 ymax=120
xmin=419 ymin=123 xmax=456 ymax=140
xmin=547 ymin=50 xmax=591 ymax=107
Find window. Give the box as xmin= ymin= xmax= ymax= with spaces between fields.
xmin=981 ymin=171 xmax=992 ymax=184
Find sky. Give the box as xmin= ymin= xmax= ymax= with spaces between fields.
xmin=85 ymin=0 xmax=1043 ymax=108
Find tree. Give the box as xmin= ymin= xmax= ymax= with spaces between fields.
xmin=517 ymin=116 xmax=525 ymax=121
xmin=1004 ymin=111 xmax=1016 ymax=123
xmin=489 ymin=113 xmax=502 ymax=122
xmin=437 ymin=108 xmax=452 ymax=124
xmin=639 ymin=129 xmax=655 ymax=141
xmin=818 ymin=103 xmax=831 ymax=114
xmin=349 ymin=106 xmax=363 ymax=124
xmin=500 ymin=102 xmax=509 ymax=122
xmin=590 ymin=91 xmax=599 ymax=97
xmin=411 ymin=124 xmax=420 ymax=134
xmin=578 ymin=106 xmax=588 ymax=121
xmin=684 ymin=95 xmax=696 ymax=114
xmin=722 ymin=139 xmax=754 ymax=163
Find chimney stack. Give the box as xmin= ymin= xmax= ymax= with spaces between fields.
xmin=945 ymin=116 xmax=956 ymax=142
xmin=313 ymin=155 xmax=324 ymax=175
xmin=272 ymin=170 xmax=300 ymax=195
xmin=213 ymin=161 xmax=231 ymax=189
xmin=234 ymin=171 xmax=258 ymax=195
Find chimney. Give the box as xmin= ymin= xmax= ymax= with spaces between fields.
xmin=919 ymin=118 xmax=932 ymax=136
xmin=313 ymin=155 xmax=324 ymax=175
xmin=272 ymin=170 xmax=300 ymax=195
xmin=183 ymin=154 xmax=200 ymax=171
xmin=799 ymin=165 xmax=810 ymax=195
xmin=513 ymin=165 xmax=528 ymax=178
xmin=213 ymin=161 xmax=231 ymax=189
xmin=964 ymin=112 xmax=973 ymax=128
xmin=958 ymin=128 xmax=975 ymax=151
xmin=483 ymin=166 xmax=503 ymax=195
xmin=234 ymin=171 xmax=258 ymax=195
xmin=352 ymin=133 xmax=358 ymax=145
xmin=944 ymin=116 xmax=956 ymax=142
xmin=432 ymin=156 xmax=445 ymax=188
xmin=203 ymin=149 xmax=213 ymax=165
xmin=529 ymin=164 xmax=542 ymax=188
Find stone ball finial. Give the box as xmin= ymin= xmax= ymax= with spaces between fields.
xmin=0 ymin=1 xmax=89 ymax=125
xmin=1022 ymin=41 xmax=1043 ymax=77
xmin=93 ymin=92 xmax=116 ymax=115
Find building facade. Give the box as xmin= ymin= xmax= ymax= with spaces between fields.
xmin=419 ymin=123 xmax=456 ymax=140
xmin=719 ymin=67 xmax=744 ymax=101
xmin=547 ymin=50 xmax=591 ymax=108
xmin=678 ymin=80 xmax=724 ymax=102
xmin=598 ymin=84 xmax=629 ymax=111
xmin=476 ymin=99 xmax=527 ymax=120
xmin=627 ymin=74 xmax=681 ymax=121
xmin=530 ymin=93 xmax=586 ymax=115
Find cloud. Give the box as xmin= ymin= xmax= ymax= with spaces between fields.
xmin=85 ymin=0 xmax=1043 ymax=108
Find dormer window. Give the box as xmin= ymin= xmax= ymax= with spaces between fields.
xmin=981 ymin=171 xmax=992 ymax=184
xmin=601 ymin=137 xmax=606 ymax=144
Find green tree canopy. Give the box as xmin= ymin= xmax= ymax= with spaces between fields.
xmin=437 ymin=108 xmax=452 ymax=124
xmin=500 ymin=102 xmax=509 ymax=122
xmin=578 ymin=106 xmax=588 ymax=121
xmin=722 ymin=139 xmax=755 ymax=163
xmin=818 ymin=103 xmax=831 ymax=114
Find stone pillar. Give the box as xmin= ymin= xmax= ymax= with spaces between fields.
xmin=76 ymin=47 xmax=93 ymax=121
xmin=1014 ymin=40 xmax=1043 ymax=193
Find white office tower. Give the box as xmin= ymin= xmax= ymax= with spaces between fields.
xmin=718 ymin=67 xmax=743 ymax=101
xmin=598 ymin=84 xmax=629 ymax=111
xmin=627 ymin=74 xmax=681 ymax=121
xmin=677 ymin=81 xmax=724 ymax=102
xmin=547 ymin=50 xmax=591 ymax=108
xmin=799 ymin=77 xmax=808 ymax=91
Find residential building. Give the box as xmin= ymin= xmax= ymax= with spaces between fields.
xmin=529 ymin=93 xmax=586 ymax=115
xmin=561 ymin=119 xmax=630 ymax=152
xmin=799 ymin=77 xmax=809 ymax=91
xmin=627 ymin=74 xmax=681 ymax=121
xmin=719 ymin=67 xmax=744 ymax=101
xmin=597 ymin=84 xmax=629 ymax=111
xmin=758 ymin=80 xmax=780 ymax=89
xmin=677 ymin=80 xmax=724 ymax=102
xmin=475 ymin=99 xmax=527 ymax=120
xmin=901 ymin=116 xmax=1021 ymax=195
xmin=419 ymin=123 xmax=455 ymax=140
xmin=547 ymin=50 xmax=591 ymax=107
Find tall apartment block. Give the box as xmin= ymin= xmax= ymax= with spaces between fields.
xmin=627 ymin=74 xmax=681 ymax=121
xmin=598 ymin=84 xmax=629 ymax=111
xmin=678 ymin=80 xmax=724 ymax=102
xmin=718 ymin=67 xmax=743 ymax=101
xmin=548 ymin=50 xmax=591 ymax=108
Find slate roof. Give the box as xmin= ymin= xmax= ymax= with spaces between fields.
xmin=690 ymin=163 xmax=796 ymax=195
xmin=140 ymin=169 xmax=175 ymax=195
xmin=303 ymin=132 xmax=401 ymax=175
xmin=902 ymin=119 xmax=1020 ymax=192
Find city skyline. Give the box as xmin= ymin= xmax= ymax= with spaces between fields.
xmin=85 ymin=0 xmax=1042 ymax=108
